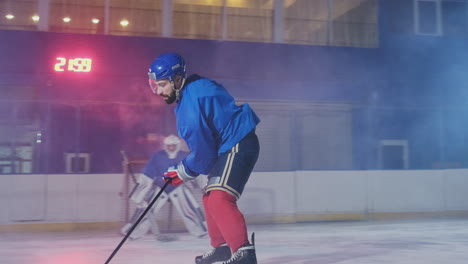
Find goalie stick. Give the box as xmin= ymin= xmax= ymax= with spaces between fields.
xmin=120 ymin=150 xmax=141 ymax=198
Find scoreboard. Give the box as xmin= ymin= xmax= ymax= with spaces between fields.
xmin=54 ymin=57 xmax=93 ymax=72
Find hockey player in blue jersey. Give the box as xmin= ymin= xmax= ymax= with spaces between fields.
xmin=148 ymin=53 xmax=260 ymax=264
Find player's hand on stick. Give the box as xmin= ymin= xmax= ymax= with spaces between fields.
xmin=163 ymin=162 xmax=195 ymax=186
xmin=163 ymin=167 xmax=184 ymax=186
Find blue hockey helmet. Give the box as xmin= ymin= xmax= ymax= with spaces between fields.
xmin=148 ymin=53 xmax=186 ymax=82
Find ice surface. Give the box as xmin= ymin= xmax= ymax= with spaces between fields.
xmin=2 ymin=219 xmax=468 ymax=264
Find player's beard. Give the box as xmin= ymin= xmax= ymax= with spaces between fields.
xmin=164 ymin=90 xmax=177 ymax=104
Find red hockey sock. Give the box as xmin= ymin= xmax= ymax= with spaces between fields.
xmin=203 ymin=193 xmax=225 ymax=247
xmin=203 ymin=190 xmax=249 ymax=253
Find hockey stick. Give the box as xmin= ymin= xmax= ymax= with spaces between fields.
xmin=105 ymin=179 xmax=172 ymax=264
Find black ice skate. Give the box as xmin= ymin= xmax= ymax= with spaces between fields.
xmin=221 ymin=233 xmax=257 ymax=264
xmin=195 ymin=243 xmax=231 ymax=264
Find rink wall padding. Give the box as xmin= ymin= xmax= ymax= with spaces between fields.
xmin=2 ymin=169 xmax=468 ymax=231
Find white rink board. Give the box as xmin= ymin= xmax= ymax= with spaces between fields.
xmin=2 ymin=169 xmax=468 ymax=225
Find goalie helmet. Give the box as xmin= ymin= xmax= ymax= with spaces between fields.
xmin=164 ymin=134 xmax=181 ymax=159
xmin=148 ymin=53 xmax=186 ymax=82
xmin=164 ymin=134 xmax=181 ymax=145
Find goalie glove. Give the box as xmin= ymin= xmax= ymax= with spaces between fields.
xmin=163 ymin=161 xmax=196 ymax=186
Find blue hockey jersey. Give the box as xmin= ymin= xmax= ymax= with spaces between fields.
xmin=176 ymin=75 xmax=260 ymax=176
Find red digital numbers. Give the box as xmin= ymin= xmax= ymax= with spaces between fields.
xmin=55 ymin=57 xmax=92 ymax=72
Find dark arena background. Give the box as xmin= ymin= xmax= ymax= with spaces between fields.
xmin=1 ymin=1 xmax=468 ymax=264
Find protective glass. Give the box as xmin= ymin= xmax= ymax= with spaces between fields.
xmin=148 ymin=72 xmax=159 ymax=94
xmin=148 ymin=78 xmax=158 ymax=94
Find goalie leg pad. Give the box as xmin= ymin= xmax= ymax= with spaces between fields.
xmin=121 ymin=186 xmax=170 ymax=239
xmin=130 ymin=173 xmax=154 ymax=204
xmin=120 ymin=207 xmax=151 ymax=239
xmin=169 ymin=186 xmax=208 ymax=237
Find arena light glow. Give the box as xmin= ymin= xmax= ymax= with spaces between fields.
xmin=54 ymin=57 xmax=93 ymax=72
xmin=120 ymin=19 xmax=129 ymax=27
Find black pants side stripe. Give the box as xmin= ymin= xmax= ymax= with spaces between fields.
xmin=221 ymin=144 xmax=238 ymax=186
